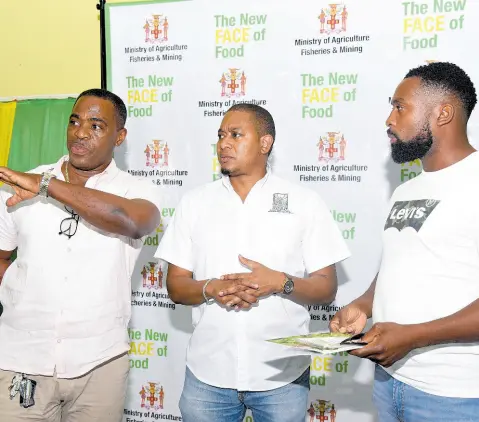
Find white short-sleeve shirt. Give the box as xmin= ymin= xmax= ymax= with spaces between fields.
xmin=155 ymin=171 xmax=350 ymax=391
xmin=0 ymin=156 xmax=161 ymax=378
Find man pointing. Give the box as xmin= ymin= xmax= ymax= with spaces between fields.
xmin=0 ymin=88 xmax=161 ymax=422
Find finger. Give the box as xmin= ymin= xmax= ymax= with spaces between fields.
xmin=223 ymin=295 xmax=254 ymax=310
xmin=220 ymin=295 xmax=243 ymax=308
xmin=234 ymin=301 xmax=252 ymax=311
xmin=347 ymin=348 xmax=363 ymax=357
xmin=329 ymin=317 xmax=350 ymax=334
xmin=345 ymin=324 xmax=362 ymax=335
xmin=365 ymin=354 xmax=386 ymax=366
xmin=0 ymin=176 xmax=14 ymax=186
xmin=243 ymin=288 xmax=262 ymax=297
xmin=379 ymin=358 xmax=392 ymax=368
xmin=6 ymin=195 xmax=23 ymax=207
xmin=238 ymin=279 xmax=259 ymax=290
xmin=351 ymin=343 xmax=384 ymax=358
xmin=348 ymin=347 xmax=376 ymax=358
xmin=238 ymin=255 xmax=257 ymax=269
xmin=220 ymin=273 xmax=248 ymax=281
xmin=329 ymin=319 xmax=340 ymax=332
xmin=0 ymin=170 xmax=14 ymax=183
xmin=234 ymin=291 xmax=259 ymax=305
xmin=218 ymin=284 xmax=248 ymax=297
xmin=360 ymin=329 xmax=378 ymax=344
xmin=228 ymin=297 xmax=245 ymax=307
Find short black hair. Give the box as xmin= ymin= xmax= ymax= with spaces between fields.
xmin=405 ymin=62 xmax=477 ymax=119
xmin=227 ymin=103 xmax=276 ymax=155
xmin=75 ymin=88 xmax=127 ymax=128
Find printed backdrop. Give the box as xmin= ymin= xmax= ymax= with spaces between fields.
xmin=105 ymin=0 xmax=479 ymax=421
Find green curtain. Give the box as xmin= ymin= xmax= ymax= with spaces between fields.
xmin=7 ymin=98 xmax=75 ymax=172
xmin=0 ymin=98 xmax=75 ymax=317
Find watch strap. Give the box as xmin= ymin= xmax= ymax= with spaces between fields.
xmin=281 ymin=273 xmax=294 ymax=295
xmin=38 ymin=172 xmax=56 ymax=197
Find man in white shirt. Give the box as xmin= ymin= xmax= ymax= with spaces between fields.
xmin=155 ymin=104 xmax=350 ymax=422
xmin=0 ymin=89 xmax=161 ymax=422
xmin=330 ymin=62 xmax=479 ymax=421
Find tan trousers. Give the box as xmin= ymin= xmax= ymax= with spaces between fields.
xmin=0 ymin=353 xmax=129 ymax=422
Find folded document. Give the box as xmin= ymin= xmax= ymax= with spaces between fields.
xmin=267 ymin=332 xmax=366 ymax=354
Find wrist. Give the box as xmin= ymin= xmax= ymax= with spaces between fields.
xmin=38 ymin=172 xmax=56 ymax=197
xmin=204 ymin=278 xmax=216 ymax=300
xmin=47 ymin=177 xmax=58 ymax=196
xmin=275 ymin=272 xmax=287 ymax=294
xmin=35 ymin=174 xmax=42 ymax=193
xmin=351 ymin=297 xmax=373 ymax=319
xmin=407 ymin=323 xmax=431 ymax=349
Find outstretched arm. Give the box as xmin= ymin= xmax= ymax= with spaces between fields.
xmin=0 ymin=167 xmax=161 ymax=239
xmin=47 ymin=178 xmax=160 ymax=239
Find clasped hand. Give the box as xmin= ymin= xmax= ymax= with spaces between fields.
xmin=206 ymin=255 xmax=285 ymax=310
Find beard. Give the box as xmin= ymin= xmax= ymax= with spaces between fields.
xmin=220 ymin=168 xmax=231 ymax=176
xmin=389 ymin=124 xmax=433 ymax=164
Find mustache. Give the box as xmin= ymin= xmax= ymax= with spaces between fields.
xmin=387 ymin=129 xmax=397 ymax=138
xmin=70 ymin=141 xmax=90 ymax=150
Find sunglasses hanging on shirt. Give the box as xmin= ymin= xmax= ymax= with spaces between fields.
xmin=59 ymin=206 xmax=80 ymax=239
xmin=58 ymin=161 xmax=80 ymax=239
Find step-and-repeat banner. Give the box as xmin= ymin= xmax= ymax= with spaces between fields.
xmin=105 ymin=1 xmax=479 ymax=420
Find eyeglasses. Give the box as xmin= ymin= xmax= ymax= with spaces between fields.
xmin=59 ymin=206 xmax=80 ymax=239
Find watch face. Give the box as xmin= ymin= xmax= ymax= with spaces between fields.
xmin=283 ymin=279 xmax=294 ymax=294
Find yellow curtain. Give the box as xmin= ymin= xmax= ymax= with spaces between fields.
xmin=0 ymin=102 xmax=17 ymax=167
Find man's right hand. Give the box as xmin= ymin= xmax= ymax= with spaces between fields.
xmin=205 ymin=278 xmax=259 ymax=310
xmin=330 ymin=304 xmax=368 ymax=335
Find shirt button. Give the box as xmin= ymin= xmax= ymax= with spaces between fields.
xmin=57 ymin=339 xmax=62 ymax=344
xmin=67 ymin=247 xmax=71 ymax=252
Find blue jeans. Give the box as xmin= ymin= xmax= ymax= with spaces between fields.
xmin=179 ymin=366 xmax=310 ymax=422
xmin=373 ymin=365 xmax=479 ymax=421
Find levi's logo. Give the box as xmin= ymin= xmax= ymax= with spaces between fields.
xmin=384 ymin=199 xmax=440 ymax=232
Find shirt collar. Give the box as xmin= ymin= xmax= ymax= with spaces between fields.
xmin=51 ymin=155 xmax=119 ymax=182
xmin=221 ymin=165 xmax=272 ymax=192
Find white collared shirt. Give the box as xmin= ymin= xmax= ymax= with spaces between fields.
xmin=0 ymin=156 xmax=161 ymax=378
xmin=155 ymin=171 xmax=350 ymax=391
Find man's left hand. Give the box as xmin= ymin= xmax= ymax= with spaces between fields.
xmin=349 ymin=322 xmax=419 ymax=367
xmin=220 ymin=255 xmax=284 ymax=299
xmin=0 ymin=167 xmax=42 ymax=207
